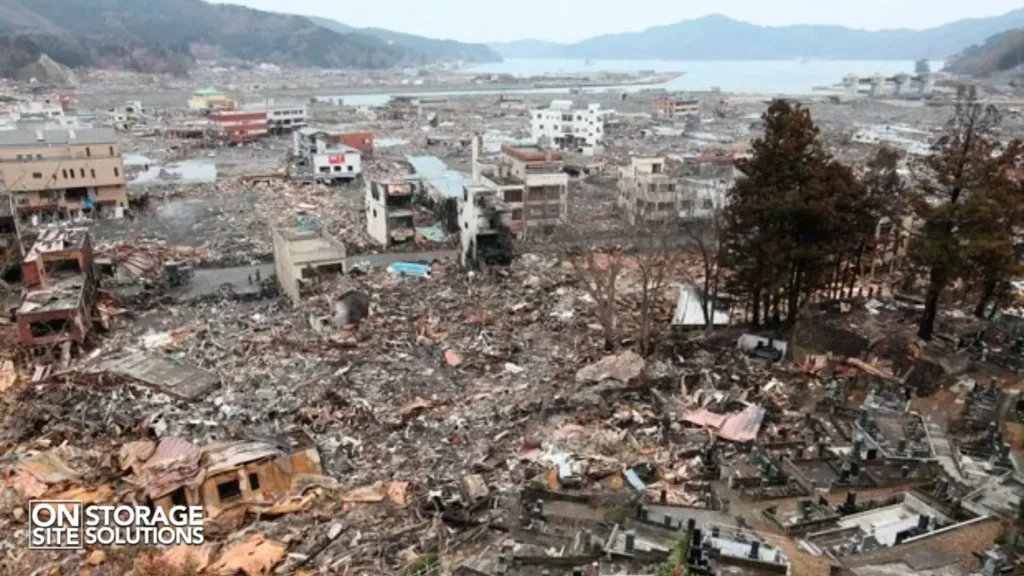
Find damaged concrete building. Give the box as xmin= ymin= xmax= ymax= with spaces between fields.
xmin=208 ymin=109 xmax=269 ymax=144
xmin=241 ymin=100 xmax=309 ymax=134
xmin=617 ymin=156 xmax=683 ymax=224
xmin=187 ymin=87 xmax=236 ymax=113
xmin=0 ymin=128 xmax=128 ymax=222
xmin=293 ymin=128 xmax=363 ymax=182
xmin=655 ymin=96 xmax=700 ymax=119
xmin=271 ymin=224 xmax=346 ymax=304
xmin=365 ymin=178 xmax=420 ymax=247
xmin=677 ymin=154 xmax=737 ymax=221
xmin=0 ymin=192 xmax=21 ymax=283
xmin=471 ymin=141 xmax=568 ymax=237
xmin=15 ymin=228 xmax=97 ymax=347
xmin=458 ymin=180 xmax=514 ymax=268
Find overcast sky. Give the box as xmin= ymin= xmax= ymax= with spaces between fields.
xmin=214 ymin=0 xmax=1023 ymax=43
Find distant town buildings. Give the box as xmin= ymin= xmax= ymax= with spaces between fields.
xmin=655 ymin=96 xmax=700 ymax=119
xmin=242 ymin=100 xmax=309 ymax=133
xmin=529 ymin=100 xmax=607 ymax=154
xmin=188 ymin=87 xmax=236 ymax=113
xmin=209 ymin=110 xmax=268 ymax=144
xmin=0 ymin=128 xmax=128 ymax=222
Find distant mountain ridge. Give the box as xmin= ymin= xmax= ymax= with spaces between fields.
xmin=490 ymin=11 xmax=1024 ymax=61
xmin=308 ymin=16 xmax=501 ymax=63
xmin=945 ymin=27 xmax=1024 ymax=76
xmin=0 ymin=0 xmax=500 ymax=80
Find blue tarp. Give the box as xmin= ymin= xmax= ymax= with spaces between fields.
xmin=388 ymin=262 xmax=432 ymax=277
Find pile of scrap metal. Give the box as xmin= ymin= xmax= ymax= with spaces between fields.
xmin=95 ymin=240 xmax=206 ymax=284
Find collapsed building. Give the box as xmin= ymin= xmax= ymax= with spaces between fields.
xmin=121 ymin=436 xmax=322 ymax=518
xmin=15 ymin=228 xmax=97 ymax=348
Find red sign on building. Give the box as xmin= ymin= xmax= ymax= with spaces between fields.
xmin=328 ymin=154 xmax=347 ymax=165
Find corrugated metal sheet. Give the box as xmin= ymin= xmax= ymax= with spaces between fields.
xmin=673 ymin=284 xmax=730 ymax=327
xmin=17 ymin=451 xmax=81 ymax=484
xmin=92 ymin=353 xmax=218 ymax=400
xmin=145 ymin=437 xmax=202 ymax=471
xmin=682 ymin=404 xmax=765 ymax=443
xmin=405 ymin=155 xmax=466 ymax=199
xmin=203 ymin=442 xmax=284 ymax=476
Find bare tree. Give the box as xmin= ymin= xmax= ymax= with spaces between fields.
xmin=682 ymin=212 xmax=723 ymax=330
xmin=572 ymin=245 xmax=624 ymax=352
xmin=630 ymin=204 xmax=680 ymax=354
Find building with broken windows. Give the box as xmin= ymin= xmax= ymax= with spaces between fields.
xmin=617 ymin=157 xmax=684 ymax=224
xmin=241 ymin=100 xmax=308 ymax=133
xmin=0 ymin=128 xmax=128 ymax=222
xmin=293 ymin=128 xmax=363 ymax=182
xmin=271 ymin=224 xmax=346 ymax=305
xmin=655 ymin=96 xmax=700 ymax=119
xmin=15 ymin=228 xmax=97 ymax=347
xmin=474 ymin=143 xmax=568 ymax=237
xmin=458 ymin=180 xmax=514 ymax=268
xmin=208 ymin=109 xmax=269 ymax=143
xmin=0 ymin=193 xmax=21 ymax=284
xmin=366 ymin=178 xmax=420 ymax=247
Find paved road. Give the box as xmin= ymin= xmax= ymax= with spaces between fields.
xmin=172 ymin=264 xmax=275 ymax=301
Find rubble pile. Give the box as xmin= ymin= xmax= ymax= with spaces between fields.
xmin=1 ymin=59 xmax=1023 ymax=576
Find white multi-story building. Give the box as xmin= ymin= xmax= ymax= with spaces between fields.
xmin=529 ymin=100 xmax=606 ymax=153
xmin=311 ymin=145 xmax=361 ymax=183
xmin=243 ymin=100 xmax=308 ymax=133
xmin=294 ymin=128 xmax=362 ymax=182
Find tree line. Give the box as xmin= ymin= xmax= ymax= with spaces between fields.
xmin=720 ymin=87 xmax=1024 ymax=339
